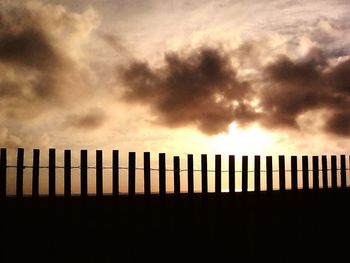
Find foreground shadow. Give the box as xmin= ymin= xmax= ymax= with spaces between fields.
xmin=3 ymin=190 xmax=350 ymax=262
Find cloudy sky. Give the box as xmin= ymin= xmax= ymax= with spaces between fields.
xmin=1 ymin=0 xmax=350 ymax=163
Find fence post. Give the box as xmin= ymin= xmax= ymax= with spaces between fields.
xmin=174 ymin=156 xmax=180 ymax=196
xmin=144 ymin=152 xmax=150 ymax=196
xmin=32 ymin=149 xmax=40 ymax=197
xmin=64 ymin=150 xmax=71 ymax=197
xmin=81 ymin=150 xmax=88 ymax=197
xmin=229 ymin=155 xmax=235 ymax=194
xmin=266 ymin=156 xmax=273 ymax=192
xmin=159 ymin=153 xmax=166 ymax=196
xmin=340 ymin=155 xmax=346 ymax=189
xmin=187 ymin=155 xmax=194 ymax=195
xmin=215 ymin=155 xmax=221 ymax=194
xmin=312 ymin=156 xmax=319 ymax=191
xmin=201 ymin=154 xmax=208 ymax=195
xmin=128 ymin=152 xmax=136 ymax=196
xmin=96 ymin=150 xmax=103 ymax=197
xmin=254 ymin=156 xmax=260 ymax=192
xmin=113 ymin=150 xmax=119 ymax=196
xmin=279 ymin=156 xmax=285 ymax=192
xmin=291 ymin=156 xmax=298 ymax=191
xmin=0 ymin=148 xmax=6 ymax=198
xmin=16 ymin=148 xmax=24 ymax=198
xmin=331 ymin=155 xmax=337 ymax=189
xmin=49 ymin=149 xmax=56 ymax=198
xmin=242 ymin=156 xmax=248 ymax=193
xmin=302 ymin=156 xmax=309 ymax=191
xmin=322 ymin=156 xmax=328 ymax=189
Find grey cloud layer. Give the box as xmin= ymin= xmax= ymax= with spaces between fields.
xmin=65 ymin=108 xmax=106 ymax=130
xmin=0 ymin=3 xmax=68 ymax=104
xmin=1 ymin=0 xmax=350 ymax=144
xmin=0 ymin=2 xmax=106 ymax=147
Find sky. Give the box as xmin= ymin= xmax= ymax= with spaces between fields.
xmin=1 ymin=0 xmax=350 ymax=169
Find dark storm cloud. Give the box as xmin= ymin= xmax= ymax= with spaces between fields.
xmin=119 ymin=47 xmax=257 ymax=135
xmin=260 ymin=48 xmax=350 ymax=135
xmin=65 ymin=109 xmax=106 ymax=130
xmin=327 ymin=59 xmax=350 ymax=95
xmin=0 ymin=22 xmax=61 ymax=70
xmin=260 ymin=48 xmax=329 ymax=128
xmin=325 ymin=111 xmax=350 ymax=136
xmin=323 ymin=59 xmax=350 ymax=135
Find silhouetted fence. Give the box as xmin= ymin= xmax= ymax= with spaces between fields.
xmin=0 ymin=148 xmax=349 ymax=198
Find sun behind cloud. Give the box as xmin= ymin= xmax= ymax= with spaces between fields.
xmin=209 ymin=123 xmax=274 ymax=156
